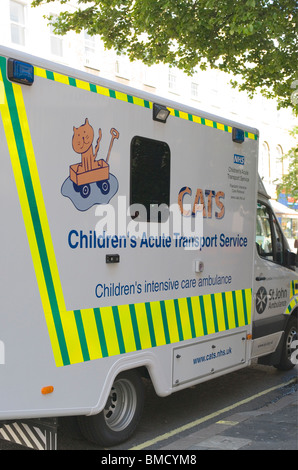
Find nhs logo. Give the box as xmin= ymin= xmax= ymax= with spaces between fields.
xmin=234 ymin=154 xmax=245 ymax=165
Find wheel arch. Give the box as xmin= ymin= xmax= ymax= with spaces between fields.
xmin=87 ymin=352 xmax=169 ymax=417
xmin=258 ymin=309 xmax=298 ymax=367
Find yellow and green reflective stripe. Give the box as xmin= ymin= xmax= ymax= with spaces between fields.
xmin=286 ymin=297 xmax=298 ymax=314
xmin=291 ymin=279 xmax=298 ymax=296
xmin=286 ymin=281 xmax=298 ymax=314
xmin=34 ymin=65 xmax=258 ymax=141
xmin=286 ymin=280 xmax=298 ymax=314
xmin=0 ymin=57 xmax=72 ymax=366
xmin=71 ymin=288 xmax=253 ymax=364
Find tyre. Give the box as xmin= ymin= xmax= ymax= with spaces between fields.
xmin=274 ymin=315 xmax=298 ymax=370
xmin=80 ymin=184 xmax=91 ymax=198
xmin=77 ymin=370 xmax=145 ymax=446
xmin=73 ymin=182 xmax=80 ymax=192
xmin=97 ymin=180 xmax=110 ymax=195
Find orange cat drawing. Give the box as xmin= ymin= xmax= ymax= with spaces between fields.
xmin=72 ymin=118 xmax=102 ymax=172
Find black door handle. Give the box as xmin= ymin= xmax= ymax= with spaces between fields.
xmin=256 ymin=276 xmax=266 ymax=281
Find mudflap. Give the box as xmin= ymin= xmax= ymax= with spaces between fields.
xmin=0 ymin=418 xmax=58 ymax=450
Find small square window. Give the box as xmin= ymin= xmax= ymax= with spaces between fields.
xmin=10 ymin=1 xmax=26 ymax=46
xmin=50 ymin=17 xmax=63 ymax=57
xmin=191 ymin=82 xmax=199 ymax=99
xmin=130 ymin=136 xmax=171 ymax=222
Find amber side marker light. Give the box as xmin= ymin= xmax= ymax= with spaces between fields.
xmin=247 ymin=334 xmax=252 ymax=340
xmin=41 ymin=386 xmax=54 ymax=395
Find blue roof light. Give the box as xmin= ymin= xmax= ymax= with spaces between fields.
xmin=7 ymin=58 xmax=34 ymax=86
xmin=232 ymin=127 xmax=244 ymax=143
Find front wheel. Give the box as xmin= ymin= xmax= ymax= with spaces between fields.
xmin=77 ymin=370 xmax=145 ymax=446
xmin=274 ymin=315 xmax=297 ymax=370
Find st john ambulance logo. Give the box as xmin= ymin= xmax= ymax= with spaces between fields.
xmin=256 ymin=286 xmax=267 ymax=314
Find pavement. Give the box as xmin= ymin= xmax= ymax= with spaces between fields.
xmin=160 ymin=381 xmax=298 ymax=451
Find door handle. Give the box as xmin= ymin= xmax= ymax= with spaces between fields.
xmin=256 ymin=276 xmax=266 ymax=281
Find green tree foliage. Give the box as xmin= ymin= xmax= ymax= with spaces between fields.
xmin=32 ymin=0 xmax=297 ymax=112
xmin=276 ymin=126 xmax=298 ymax=203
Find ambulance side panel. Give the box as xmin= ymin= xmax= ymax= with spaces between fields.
xmin=0 ymin=47 xmax=259 ymax=420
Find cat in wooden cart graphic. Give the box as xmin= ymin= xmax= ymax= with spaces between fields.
xmin=61 ymin=118 xmax=119 ymax=211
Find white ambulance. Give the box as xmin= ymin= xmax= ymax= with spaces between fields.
xmin=0 ymin=46 xmax=297 ymax=449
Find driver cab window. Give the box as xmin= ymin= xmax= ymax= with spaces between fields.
xmin=256 ymin=202 xmax=284 ymax=264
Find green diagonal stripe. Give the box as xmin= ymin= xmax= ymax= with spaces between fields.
xmin=129 ymin=304 xmax=142 ymax=350
xmin=232 ymin=291 xmax=239 ymax=328
xmin=94 ymin=308 xmax=108 ymax=357
xmin=145 ymin=302 xmax=156 ymax=347
xmin=74 ymin=310 xmax=90 ymax=362
xmin=112 ymin=306 xmax=125 ymax=354
xmin=221 ymin=292 xmax=230 ymax=330
xmin=160 ymin=301 xmax=170 ymax=344
xmin=186 ymin=297 xmax=196 ymax=338
xmin=174 ymin=299 xmax=184 ymax=341
xmin=199 ymin=295 xmax=208 ymax=335
xmin=211 ymin=294 xmax=219 ymax=333
xmin=242 ymin=290 xmax=248 ymax=325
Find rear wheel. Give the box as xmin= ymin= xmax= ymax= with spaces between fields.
xmin=73 ymin=182 xmax=80 ymax=192
xmin=77 ymin=370 xmax=145 ymax=446
xmin=274 ymin=315 xmax=297 ymax=370
xmin=96 ymin=180 xmax=110 ymax=194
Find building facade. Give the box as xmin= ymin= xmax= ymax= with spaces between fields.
xmin=1 ymin=0 xmax=297 ymax=244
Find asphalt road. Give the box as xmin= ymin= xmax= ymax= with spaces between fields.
xmin=35 ymin=361 xmax=298 ymax=450
xmin=0 ymin=360 xmax=296 ymax=451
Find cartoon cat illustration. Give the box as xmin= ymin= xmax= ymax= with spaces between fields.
xmin=72 ymin=118 xmax=102 ymax=172
xmin=63 ymin=121 xmax=120 ymax=210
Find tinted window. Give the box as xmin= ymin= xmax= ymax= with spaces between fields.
xmin=130 ymin=136 xmax=170 ymax=222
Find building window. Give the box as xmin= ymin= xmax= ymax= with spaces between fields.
xmin=191 ymin=82 xmax=199 ymax=100
xmin=130 ymin=136 xmax=171 ymax=222
xmin=143 ymin=65 xmax=157 ymax=88
xmin=10 ymin=1 xmax=26 ymax=46
xmin=115 ymin=54 xmax=131 ymax=80
xmin=84 ymin=32 xmax=99 ymax=69
xmin=50 ymin=16 xmax=63 ymax=57
xmin=259 ymin=141 xmax=270 ymax=183
xmin=274 ymin=145 xmax=283 ymax=180
xmin=168 ymin=68 xmax=179 ymax=94
xmin=84 ymin=32 xmax=95 ymax=56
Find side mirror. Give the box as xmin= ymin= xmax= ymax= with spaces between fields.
xmin=284 ymin=249 xmax=297 ymax=269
